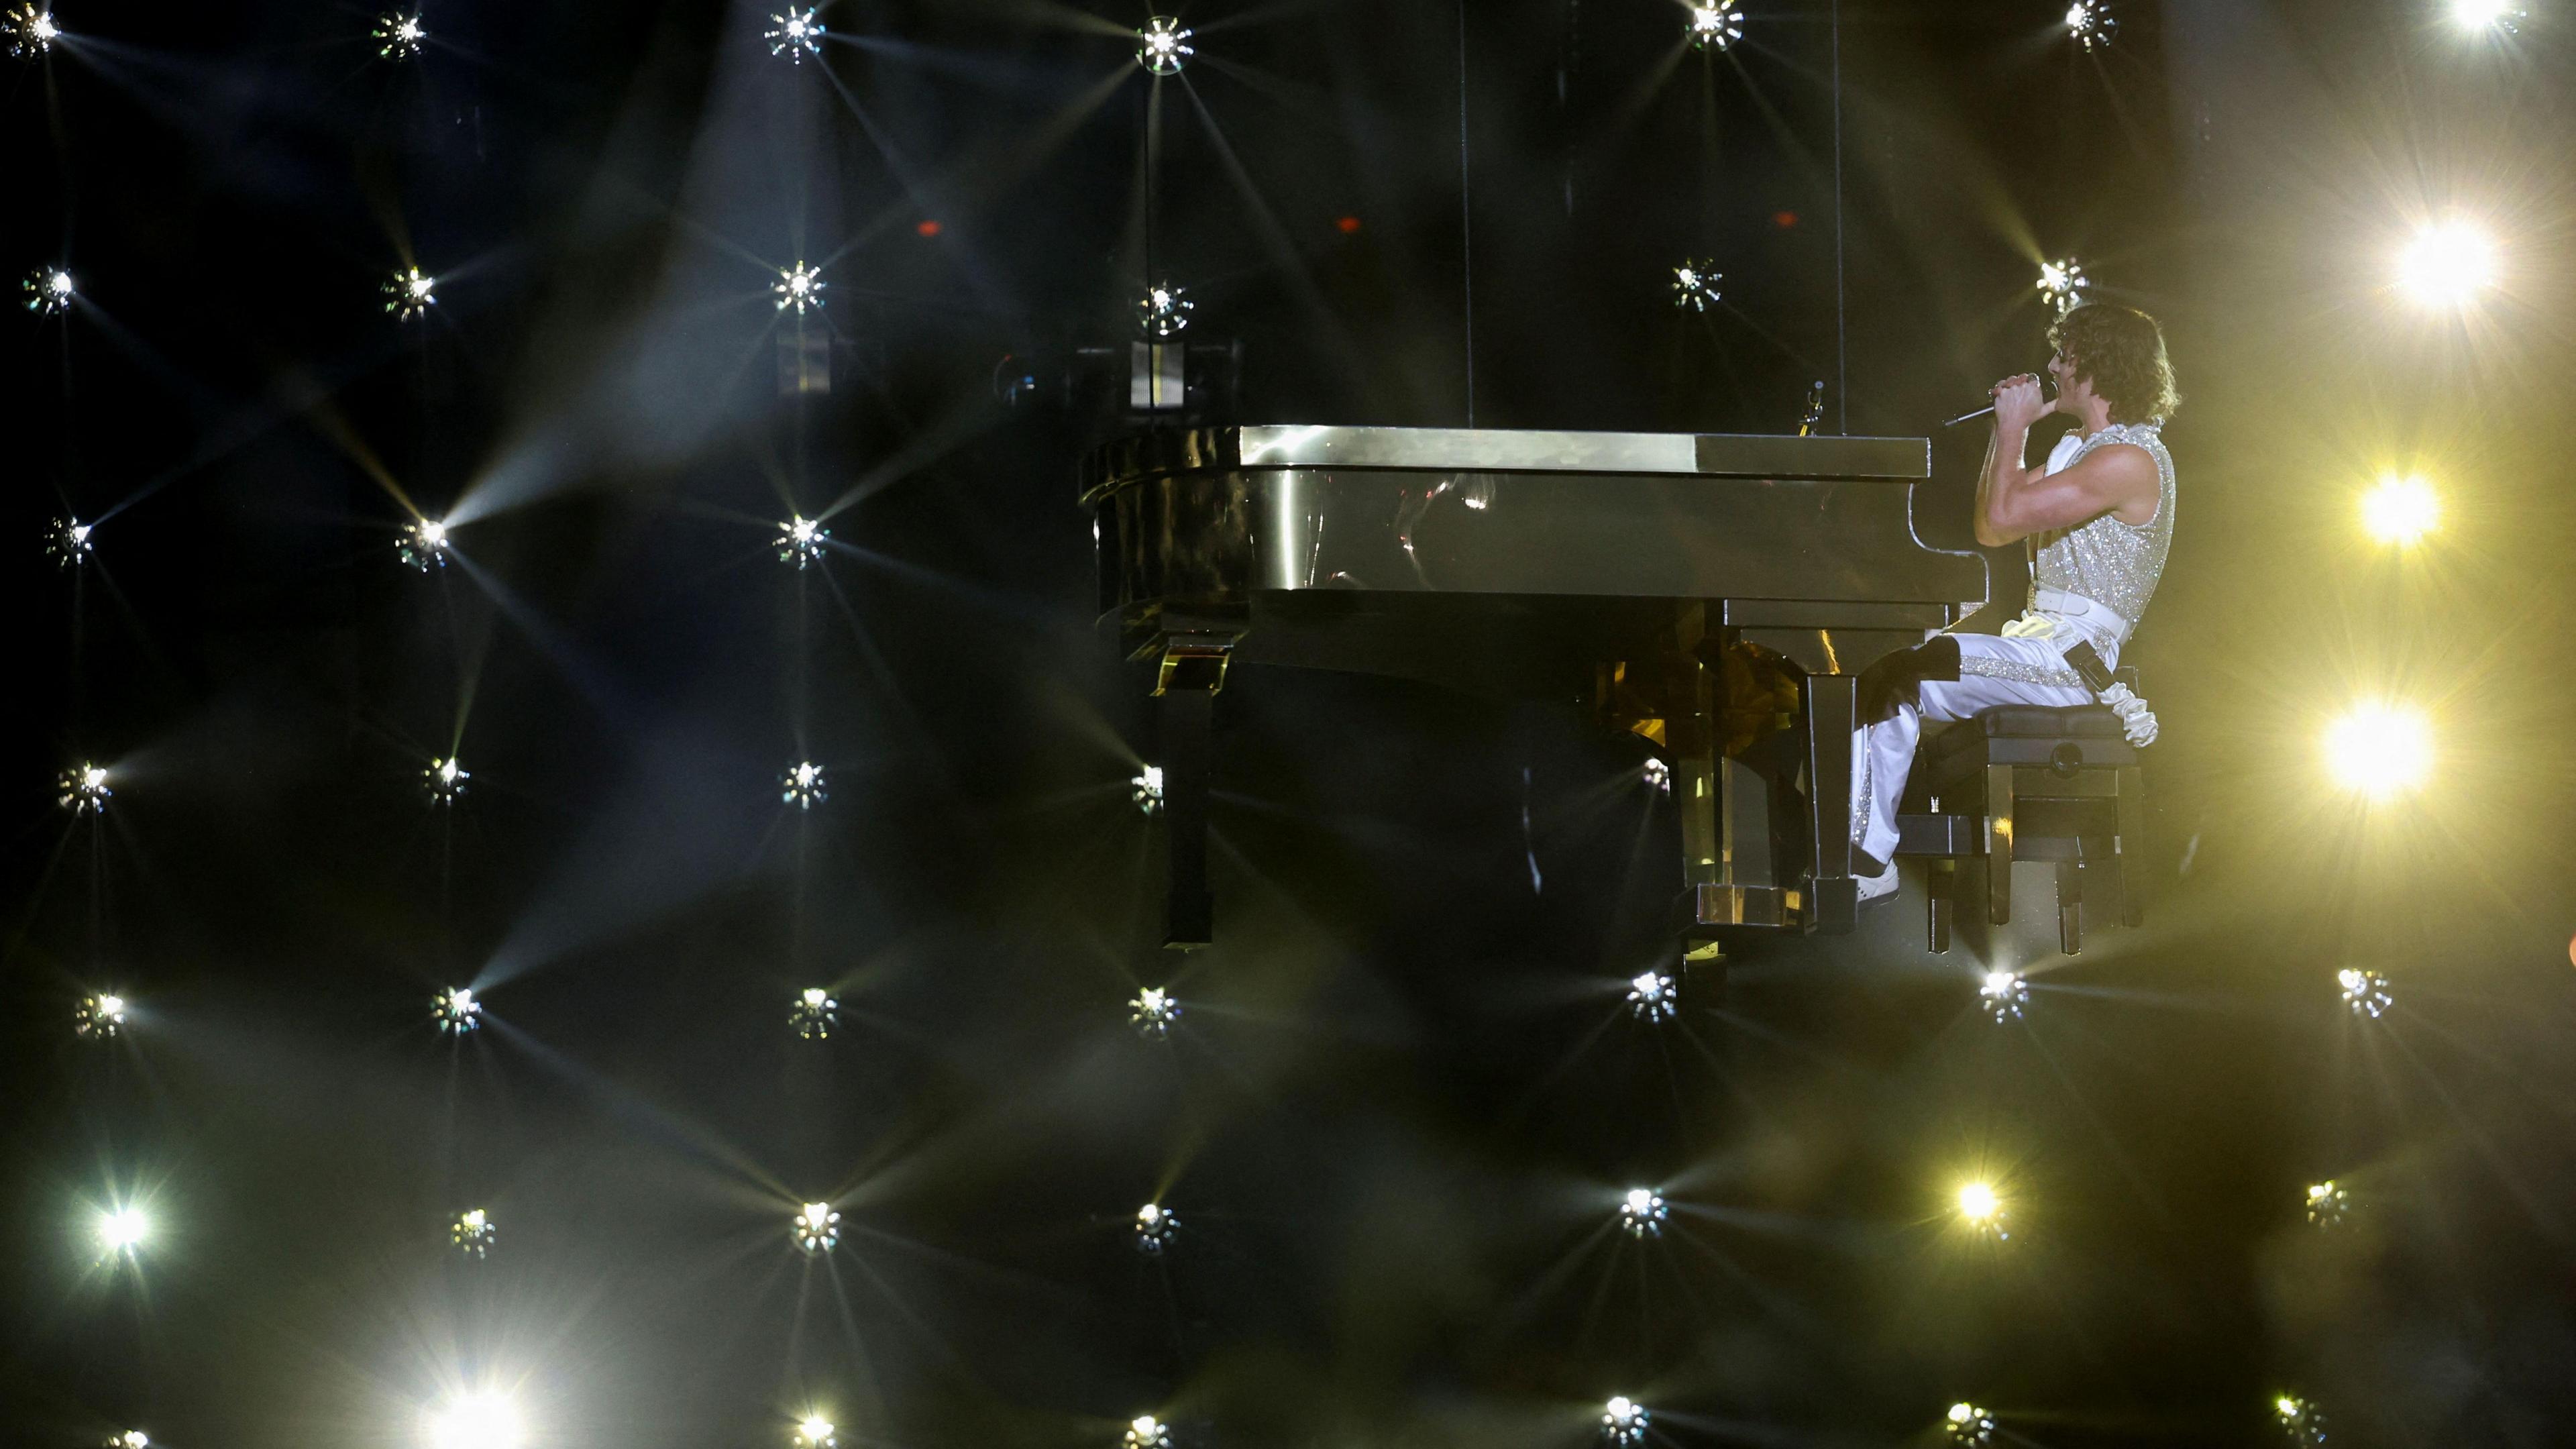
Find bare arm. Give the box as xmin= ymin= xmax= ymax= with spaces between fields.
xmin=1974 ymin=374 xmax=2159 ymax=545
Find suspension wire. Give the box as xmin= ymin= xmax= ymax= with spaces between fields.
xmin=1458 ymin=0 xmax=1477 ymax=427
xmin=1831 ymin=0 xmax=1848 ymax=433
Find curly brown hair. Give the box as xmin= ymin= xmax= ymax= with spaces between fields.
xmin=2048 ymin=303 xmax=2181 ymax=425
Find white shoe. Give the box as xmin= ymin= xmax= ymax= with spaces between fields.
xmin=1856 ymin=862 xmax=1900 ymax=904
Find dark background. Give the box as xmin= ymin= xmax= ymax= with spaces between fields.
xmin=7 ymin=1 xmax=2576 ymax=1446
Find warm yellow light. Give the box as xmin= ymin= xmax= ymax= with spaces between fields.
xmin=2322 ymin=703 xmax=2433 ymax=796
xmin=2361 ymin=474 xmax=2439 ymax=545
xmin=425 ymin=1391 xmax=524 ymax=1449
xmin=2451 ymin=0 xmax=2513 ymax=29
xmin=1955 ymin=1181 xmax=2000 ymax=1222
xmin=796 ymin=1414 xmax=836 ymax=1446
xmin=2397 ymin=220 xmax=2497 ymax=307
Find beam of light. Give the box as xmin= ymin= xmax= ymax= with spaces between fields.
xmin=1136 ymin=16 xmax=1192 ymax=74
xmin=1128 ymin=986 xmax=1180 ymax=1038
xmin=1618 ymin=1187 xmax=1668 ymax=1238
xmin=793 ymin=1201 xmax=842 ymax=1253
xmin=1134 ymin=281 xmax=1192 ymax=338
xmin=2037 ymin=257 xmax=2089 ymax=315
xmin=1626 ymin=969 xmax=1678 ymax=1023
xmin=2274 ymin=1396 xmax=2328 ymax=1446
xmin=424 ymin=1391 xmax=525 ymax=1449
xmin=1124 ymin=1417 xmax=1172 ymax=1449
xmin=1686 ymin=1 xmax=1743 ymax=52
xmin=2321 ymin=702 xmax=2432 ymax=796
xmin=2396 ymin=219 xmax=2497 ymax=308
xmin=794 ymin=1416 xmax=837 ymax=1448
xmin=22 ymin=264 xmax=72 ymax=313
xmin=48 ymin=517 xmax=94 ymax=567
xmin=2337 ymin=967 xmax=2394 ymax=1019
xmin=1955 ymin=1180 xmax=2008 ymax=1238
xmin=374 ymin=11 xmax=427 ymax=60
xmin=776 ymin=515 xmax=829 ymax=568
xmin=766 ymin=7 xmax=824 ymax=62
xmin=401 ymin=518 xmax=452 ymax=571
xmin=2361 ymin=473 xmax=2438 ymax=545
xmin=1641 ymin=759 xmax=1671 ymax=795
xmin=2304 ymin=1180 xmax=2349 ymax=1228
xmin=1133 ymin=1201 xmax=1177 ymax=1254
xmin=6 ymin=3 xmax=56 ymax=58
xmin=58 ymin=763 xmax=112 ymax=814
xmin=2449 ymin=0 xmax=2523 ymax=32
xmin=2065 ymin=1 xmax=2116 ymax=50
xmin=1945 ymin=1402 xmax=1996 ymax=1445
xmin=782 ymin=761 xmax=827 ymax=809
xmin=433 ymin=986 xmax=483 ymax=1033
xmin=1601 ymin=1397 xmax=1650 ymax=1446
xmin=426 ymin=756 xmax=470 ymax=804
xmin=775 ymin=261 xmax=826 ymax=313
xmin=96 ymin=1205 xmax=149 ymax=1255
xmin=76 ymin=993 xmax=128 ymax=1038
xmin=386 ymin=264 xmax=437 ymax=319
xmin=1979 ymin=969 xmax=2030 ymax=1023
xmin=1671 ymin=259 xmax=1723 ymax=313
xmin=451 ymin=1206 xmax=496 ymax=1255
xmin=790 ymin=987 xmax=839 ymax=1040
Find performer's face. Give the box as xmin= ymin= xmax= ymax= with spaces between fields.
xmin=2046 ymin=347 xmax=2086 ymax=413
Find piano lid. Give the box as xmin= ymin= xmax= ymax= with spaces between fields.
xmin=1083 ymin=425 xmax=1929 ymax=499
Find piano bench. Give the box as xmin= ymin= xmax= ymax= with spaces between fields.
xmin=1893 ymin=702 xmax=2146 ymax=957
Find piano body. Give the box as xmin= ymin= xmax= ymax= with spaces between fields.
xmin=1083 ymin=424 xmax=1988 ymax=949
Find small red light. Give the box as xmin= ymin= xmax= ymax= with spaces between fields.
xmin=916 ymin=219 xmax=943 ymax=237
xmin=1773 ymin=211 xmax=1799 ymax=229
xmin=1336 ymin=216 xmax=1363 ymax=234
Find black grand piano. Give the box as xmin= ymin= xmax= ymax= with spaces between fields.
xmin=1084 ymin=424 xmax=1988 ymax=949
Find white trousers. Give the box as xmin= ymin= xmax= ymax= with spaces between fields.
xmin=1849 ymin=631 xmax=2101 ymax=869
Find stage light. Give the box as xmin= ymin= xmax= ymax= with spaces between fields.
xmin=433 ymin=986 xmax=483 ymax=1032
xmin=2037 ymin=257 xmax=2089 ymax=315
xmin=386 ymin=264 xmax=437 ymax=319
xmin=2305 ymin=1180 xmax=2348 ymax=1228
xmin=1135 ymin=282 xmax=1193 ymax=339
xmin=1956 ymin=1180 xmax=2008 ymax=1238
xmin=425 ymin=755 xmax=470 ymax=804
xmin=97 ymin=1205 xmax=148 ymax=1254
xmin=1619 ymin=1187 xmax=1668 ymax=1238
xmin=2450 ymin=0 xmax=2522 ymax=32
xmin=109 ymin=1433 xmax=150 ymax=1449
xmin=1136 ymin=16 xmax=1192 ymax=74
xmin=2337 ymin=967 xmax=2393 ymax=1019
xmin=790 ymin=987 xmax=839 ymax=1040
xmin=2322 ymin=702 xmax=2430 ymax=796
xmin=2065 ymin=1 xmax=2116 ymax=50
xmin=793 ymin=1201 xmax=841 ymax=1253
xmin=782 ymin=761 xmax=827 ymax=809
xmin=1641 ymin=759 xmax=1671 ymax=795
xmin=1686 ymin=1 xmax=1743 ymax=52
xmin=48 ymin=517 xmax=93 ymax=567
xmin=2396 ymin=220 xmax=2496 ymax=307
xmin=1129 ymin=986 xmax=1180 ymax=1038
xmin=76 ymin=993 xmax=127 ymax=1038
xmin=775 ymin=262 xmax=825 ymax=314
xmin=1134 ymin=1201 xmax=1177 ymax=1253
xmin=59 ymin=763 xmax=111 ymax=814
xmin=7 ymin=5 xmax=58 ymax=57
xmin=2361 ymin=474 xmax=2438 ymax=545
xmin=1132 ymin=765 xmax=1165 ymax=816
xmin=775 ymin=515 xmax=829 ymax=568
xmin=375 ymin=12 xmax=427 ymax=60
xmin=1671 ymin=259 xmax=1723 ymax=313
xmin=1601 ymin=1397 xmax=1649 ymax=1446
xmin=425 ymin=1391 xmax=524 ymax=1449
xmin=2274 ymin=1395 xmax=2327 ymax=1446
xmin=1124 ymin=1416 xmax=1172 ymax=1449
xmin=401 ymin=518 xmax=451 ymax=571
xmin=1627 ymin=969 xmax=1677 ymax=1022
xmin=451 ymin=1207 xmax=496 ymax=1256
xmin=23 ymin=264 xmax=72 ymax=313
xmin=794 ymin=1415 xmax=836 ymax=1448
xmin=1979 ymin=969 xmax=2029 ymax=1023
xmin=1945 ymin=1401 xmax=1996 ymax=1446
xmin=766 ymin=7 xmax=824 ymax=61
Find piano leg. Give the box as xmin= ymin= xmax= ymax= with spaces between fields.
xmin=1154 ymin=641 xmax=1232 ymax=950
xmin=1801 ymin=674 xmax=1859 ymax=934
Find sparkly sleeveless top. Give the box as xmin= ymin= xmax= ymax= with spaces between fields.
xmin=2033 ymin=422 xmax=2175 ymax=624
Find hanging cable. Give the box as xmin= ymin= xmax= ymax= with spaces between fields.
xmin=1458 ymin=0 xmax=1477 ymax=427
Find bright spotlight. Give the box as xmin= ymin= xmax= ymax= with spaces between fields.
xmin=1134 ymin=1201 xmax=1177 ymax=1254
xmin=2450 ymin=0 xmax=2522 ymax=32
xmin=1686 ymin=1 xmax=1743 ymax=52
xmin=1135 ymin=281 xmax=1193 ymax=339
xmin=23 ymin=264 xmax=72 ymax=314
xmin=2337 ymin=967 xmax=2394 ymax=1019
xmin=2305 ymin=1180 xmax=2349 ymax=1228
xmin=775 ymin=262 xmax=825 ymax=314
xmin=1601 ymin=1396 xmax=1650 ymax=1446
xmin=2322 ymin=703 xmax=2431 ymax=796
xmin=375 ymin=11 xmax=427 ymax=60
xmin=48 ymin=516 xmax=93 ymax=566
xmin=2037 ymin=257 xmax=2090 ymax=315
xmin=791 ymin=987 xmax=839 ymax=1040
xmin=794 ymin=1413 xmax=837 ymax=1448
xmin=1945 ymin=1401 xmax=1996 ymax=1446
xmin=1619 ymin=1187 xmax=1668 ymax=1238
xmin=8 ymin=5 xmax=60 ymax=57
xmin=386 ymin=265 xmax=437 ymax=319
xmin=433 ymin=986 xmax=483 ymax=1033
xmin=766 ymin=7 xmax=824 ymax=61
xmin=2065 ymin=1 xmax=2117 ymax=50
xmin=777 ymin=515 xmax=829 ymax=568
xmin=2361 ymin=474 xmax=2438 ymax=545
xmin=2396 ymin=219 xmax=2497 ymax=307
xmin=2274 ymin=1395 xmax=2328 ymax=1445
xmin=450 ymin=1207 xmax=496 ymax=1256
xmin=425 ymin=755 xmax=470 ymax=804
xmin=401 ymin=518 xmax=451 ymax=571
xmin=1670 ymin=258 xmax=1723 ymax=313
xmin=425 ymin=1391 xmax=525 ymax=1449
xmin=1979 ymin=969 xmax=2030 ymax=1022
xmin=97 ymin=1205 xmax=148 ymax=1254
xmin=1640 ymin=758 xmax=1671 ymax=794
xmin=76 ymin=992 xmax=128 ymax=1038
xmin=782 ymin=760 xmax=827 ymax=809
xmin=1956 ymin=1181 xmax=2008 ymax=1238
xmin=1136 ymin=16 xmax=1192 ymax=74
xmin=793 ymin=1200 xmax=841 ymax=1253
xmin=1626 ymin=969 xmax=1678 ymax=1022
xmin=1131 ymin=765 xmax=1165 ymax=816
xmin=59 ymin=763 xmax=111 ymax=815
xmin=1129 ymin=986 xmax=1180 ymax=1038
xmin=109 ymin=1432 xmax=150 ymax=1449
xmin=1124 ymin=1416 xmax=1172 ymax=1449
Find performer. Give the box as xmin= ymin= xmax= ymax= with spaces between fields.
xmin=1849 ymin=302 xmax=2179 ymax=902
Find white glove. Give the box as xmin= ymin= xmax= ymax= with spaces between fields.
xmin=2100 ymin=683 xmax=2159 ymax=747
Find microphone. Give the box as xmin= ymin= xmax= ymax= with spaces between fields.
xmin=1943 ymin=377 xmax=2055 ymax=428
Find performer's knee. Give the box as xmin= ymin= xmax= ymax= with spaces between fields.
xmin=1858 ymin=637 xmax=1960 ymax=724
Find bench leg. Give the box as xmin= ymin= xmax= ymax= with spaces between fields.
xmin=2115 ymin=764 xmax=2146 ymax=928
xmin=1927 ymin=857 xmax=1955 ymax=955
xmin=1984 ymin=764 xmax=2014 ymax=926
